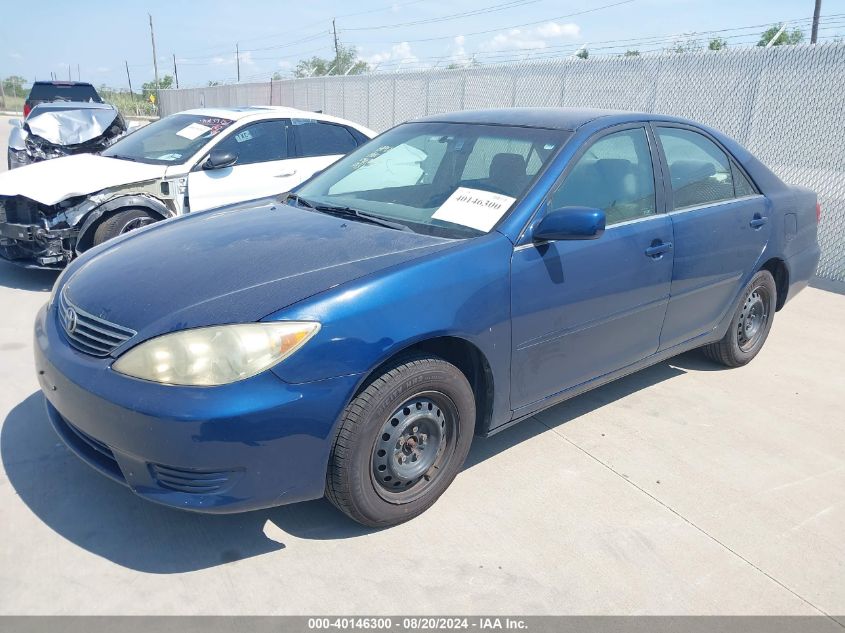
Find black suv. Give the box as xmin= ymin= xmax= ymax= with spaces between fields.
xmin=23 ymin=81 xmax=103 ymax=118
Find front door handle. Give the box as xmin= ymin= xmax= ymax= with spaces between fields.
xmin=275 ymin=170 xmax=297 ymax=178
xmin=750 ymin=214 xmax=768 ymax=229
xmin=645 ymin=240 xmax=673 ymax=259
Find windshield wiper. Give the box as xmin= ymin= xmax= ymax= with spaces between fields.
xmin=313 ymin=203 xmax=413 ymax=232
xmin=287 ymin=195 xmax=411 ymax=232
xmin=107 ymin=154 xmax=139 ymax=162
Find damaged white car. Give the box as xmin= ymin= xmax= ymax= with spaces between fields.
xmin=0 ymin=106 xmax=375 ymax=268
xmin=7 ymin=101 xmax=130 ymax=170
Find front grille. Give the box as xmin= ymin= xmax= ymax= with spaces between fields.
xmin=64 ymin=418 xmax=116 ymax=462
xmin=150 ymin=463 xmax=235 ymax=494
xmin=58 ymin=288 xmax=136 ymax=357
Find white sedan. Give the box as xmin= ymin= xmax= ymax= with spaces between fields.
xmin=0 ymin=106 xmax=375 ymax=268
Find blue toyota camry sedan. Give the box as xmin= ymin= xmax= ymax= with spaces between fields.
xmin=34 ymin=108 xmax=820 ymax=527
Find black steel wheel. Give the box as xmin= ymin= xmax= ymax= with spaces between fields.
xmin=702 ymin=269 xmax=777 ymax=367
xmin=326 ymin=355 xmax=475 ymax=527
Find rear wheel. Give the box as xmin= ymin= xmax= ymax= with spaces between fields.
xmin=326 ymin=355 xmax=475 ymax=527
xmin=702 ymin=270 xmax=777 ymax=367
xmin=92 ymin=208 xmax=156 ymax=247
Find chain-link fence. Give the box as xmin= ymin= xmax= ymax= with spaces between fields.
xmin=160 ymin=44 xmax=845 ymax=282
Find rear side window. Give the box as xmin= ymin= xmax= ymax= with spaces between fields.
xmin=657 ymin=127 xmax=735 ymax=209
xmin=28 ymin=83 xmax=102 ymax=103
xmin=732 ymin=164 xmax=759 ymax=197
xmin=292 ymin=120 xmax=358 ymax=157
xmin=551 ymin=127 xmax=656 ymax=225
xmin=212 ymin=120 xmax=289 ymax=165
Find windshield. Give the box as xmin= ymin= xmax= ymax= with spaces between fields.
xmin=295 ymin=122 xmax=569 ymax=238
xmin=101 ymin=113 xmax=235 ymax=165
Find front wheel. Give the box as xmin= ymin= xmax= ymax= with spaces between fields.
xmin=326 ymin=355 xmax=476 ymax=527
xmin=701 ymin=269 xmax=777 ymax=367
xmin=92 ymin=208 xmax=157 ymax=247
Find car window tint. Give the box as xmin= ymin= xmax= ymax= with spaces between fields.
xmin=292 ymin=120 xmax=358 ymax=157
xmin=213 ymin=120 xmax=289 ymax=165
xmin=732 ymin=163 xmax=758 ymax=197
xmin=551 ymin=128 xmax=656 ymax=225
xmin=657 ymin=127 xmax=734 ymax=209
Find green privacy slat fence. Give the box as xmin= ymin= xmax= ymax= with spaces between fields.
xmin=159 ymin=44 xmax=845 ymax=282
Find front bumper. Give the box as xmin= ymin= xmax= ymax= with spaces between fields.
xmin=34 ymin=302 xmax=361 ymax=513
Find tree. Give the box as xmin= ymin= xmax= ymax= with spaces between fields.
xmin=142 ymin=74 xmax=174 ymax=97
xmin=708 ymin=38 xmax=727 ymax=50
xmin=294 ymin=44 xmax=369 ymax=77
xmin=624 ymin=49 xmax=640 ymax=57
xmin=757 ymin=24 xmax=804 ymax=46
xmin=271 ymin=71 xmax=283 ymax=80
xmin=668 ymin=38 xmax=701 ymax=53
xmin=2 ymin=75 xmax=27 ymax=97
xmin=575 ymin=48 xmax=589 ymax=59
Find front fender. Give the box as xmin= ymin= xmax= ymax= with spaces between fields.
xmin=8 ymin=124 xmax=28 ymax=151
xmin=265 ymin=232 xmax=515 ymax=430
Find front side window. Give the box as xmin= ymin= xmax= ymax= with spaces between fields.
xmin=657 ymin=127 xmax=734 ymax=209
xmin=551 ymin=127 xmax=656 ymax=225
xmin=211 ymin=120 xmax=289 ymax=165
xmin=102 ymin=113 xmax=234 ymax=165
xmin=294 ymin=122 xmax=569 ymax=238
xmin=292 ymin=120 xmax=358 ymax=157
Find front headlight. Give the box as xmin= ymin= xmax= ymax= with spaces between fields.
xmin=112 ymin=322 xmax=320 ymax=386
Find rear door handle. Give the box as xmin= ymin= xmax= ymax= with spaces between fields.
xmin=750 ymin=214 xmax=768 ymax=229
xmin=275 ymin=170 xmax=297 ymax=178
xmin=645 ymin=241 xmax=673 ymax=258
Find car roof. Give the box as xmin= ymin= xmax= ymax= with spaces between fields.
xmin=415 ymin=107 xmax=649 ymax=131
xmin=178 ymin=105 xmax=374 ymax=132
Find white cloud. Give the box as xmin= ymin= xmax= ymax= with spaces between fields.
xmin=277 ymin=60 xmax=292 ymax=69
xmin=9 ymin=52 xmax=22 ymax=60
xmin=211 ymin=50 xmax=255 ymax=66
xmin=442 ymin=35 xmax=472 ymax=67
xmin=365 ymin=41 xmax=418 ymax=69
xmin=96 ymin=66 xmax=110 ymax=73
xmin=480 ymin=21 xmax=581 ymax=53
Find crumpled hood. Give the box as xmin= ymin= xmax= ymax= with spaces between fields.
xmin=26 ymin=104 xmax=124 ymax=146
xmin=0 ymin=154 xmax=167 ymax=205
xmin=63 ymin=200 xmax=456 ymax=346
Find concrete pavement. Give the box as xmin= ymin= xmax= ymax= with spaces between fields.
xmin=0 ymin=257 xmax=843 ymax=615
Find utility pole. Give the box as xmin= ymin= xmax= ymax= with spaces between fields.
xmin=811 ymin=0 xmax=822 ymax=43
xmin=332 ymin=18 xmax=340 ymax=75
xmin=67 ymin=65 xmax=71 ymax=81
xmin=125 ymin=60 xmax=134 ymax=95
xmin=77 ymin=64 xmax=81 ymax=81
xmin=173 ymin=54 xmax=179 ymax=89
xmin=149 ymin=13 xmax=160 ymax=101
xmin=236 ymin=43 xmax=240 ymax=82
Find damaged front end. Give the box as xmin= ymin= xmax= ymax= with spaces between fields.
xmin=0 ymin=180 xmax=181 ymax=269
xmin=9 ymin=103 xmax=128 ymax=170
xmin=0 ymin=195 xmax=85 ymax=268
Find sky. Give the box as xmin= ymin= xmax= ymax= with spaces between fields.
xmin=3 ymin=0 xmax=845 ymax=90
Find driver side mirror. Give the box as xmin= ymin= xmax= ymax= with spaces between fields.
xmin=533 ymin=207 xmax=606 ymax=241
xmin=203 ymin=149 xmax=238 ymax=170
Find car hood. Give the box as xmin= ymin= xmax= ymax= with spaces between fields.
xmin=0 ymin=154 xmax=167 ymax=205
xmin=63 ymin=200 xmax=456 ymax=346
xmin=26 ymin=104 xmax=124 ymax=146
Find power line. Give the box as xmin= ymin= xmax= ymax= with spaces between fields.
xmin=342 ymin=0 xmax=543 ymax=31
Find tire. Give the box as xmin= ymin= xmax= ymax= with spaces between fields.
xmin=92 ymin=208 xmax=156 ymax=246
xmin=702 ymin=269 xmax=777 ymax=367
xmin=326 ymin=354 xmax=476 ymax=527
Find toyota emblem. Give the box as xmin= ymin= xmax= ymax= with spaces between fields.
xmin=65 ymin=308 xmax=78 ymax=334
